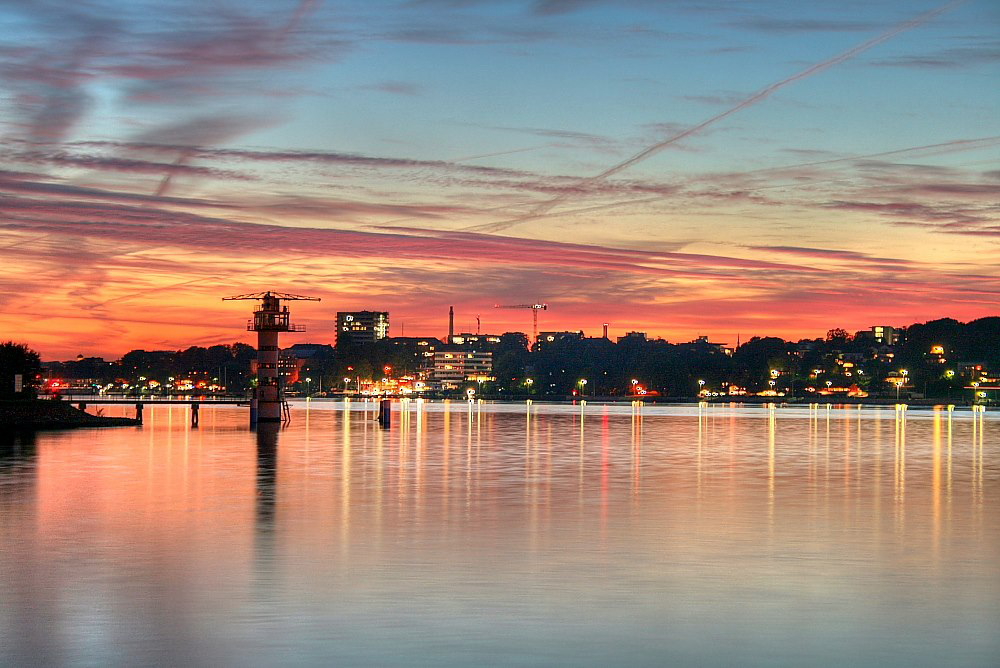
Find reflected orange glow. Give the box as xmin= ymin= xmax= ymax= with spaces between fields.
xmin=932 ymin=410 xmax=942 ymax=563
xmin=6 ymin=401 xmax=995 ymax=652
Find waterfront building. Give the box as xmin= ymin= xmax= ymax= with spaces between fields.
xmin=450 ymin=333 xmax=502 ymax=347
xmin=337 ymin=311 xmax=389 ymax=346
xmin=430 ymin=350 xmax=494 ymax=390
xmin=274 ymin=343 xmax=336 ymax=386
xmin=386 ymin=337 xmax=443 ymax=373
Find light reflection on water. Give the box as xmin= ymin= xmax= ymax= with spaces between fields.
xmin=0 ymin=402 xmax=997 ymax=667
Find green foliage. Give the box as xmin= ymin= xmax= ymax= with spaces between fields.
xmin=0 ymin=341 xmax=41 ymax=398
xmin=114 ymin=343 xmax=257 ymax=391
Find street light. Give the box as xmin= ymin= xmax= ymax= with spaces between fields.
xmin=895 ymin=378 xmax=904 ymax=402
xmin=578 ymin=379 xmax=588 ymax=396
xmin=972 ymin=381 xmax=980 ymax=404
xmin=698 ymin=379 xmax=705 ymax=396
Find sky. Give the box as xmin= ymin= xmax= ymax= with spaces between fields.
xmin=1 ymin=0 xmax=998 ymax=360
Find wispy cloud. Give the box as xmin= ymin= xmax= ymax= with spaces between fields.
xmin=463 ymin=0 xmax=965 ymax=233
xmin=67 ymin=141 xmax=529 ymax=177
xmin=0 ymin=0 xmax=350 ymax=200
xmin=746 ymin=245 xmax=914 ymax=267
xmin=0 ymin=4 xmax=116 ymax=141
xmin=533 ymin=0 xmax=599 ymax=16
xmin=869 ymin=38 xmax=1000 ymax=69
xmin=0 ymin=0 xmax=996 ymax=357
xmin=823 ymin=199 xmax=994 ymax=227
xmin=732 ymin=18 xmax=884 ymax=34
xmin=360 ymin=80 xmax=424 ymax=95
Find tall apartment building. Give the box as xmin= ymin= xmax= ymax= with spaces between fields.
xmin=856 ymin=325 xmax=899 ymax=346
xmin=336 ymin=311 xmax=389 ymax=346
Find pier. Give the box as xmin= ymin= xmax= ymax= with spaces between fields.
xmin=59 ymin=396 xmax=246 ymax=426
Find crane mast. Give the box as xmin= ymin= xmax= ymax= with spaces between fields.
xmin=494 ymin=303 xmax=548 ymax=349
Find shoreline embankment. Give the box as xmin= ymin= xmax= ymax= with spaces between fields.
xmin=0 ymin=400 xmax=141 ymax=430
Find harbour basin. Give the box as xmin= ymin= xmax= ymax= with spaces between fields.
xmin=1 ymin=401 xmax=997 ymax=666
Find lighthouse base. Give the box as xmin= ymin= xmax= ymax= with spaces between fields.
xmin=250 ymin=386 xmax=284 ymax=425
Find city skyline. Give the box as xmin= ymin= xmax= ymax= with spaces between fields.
xmin=2 ymin=0 xmax=998 ymax=360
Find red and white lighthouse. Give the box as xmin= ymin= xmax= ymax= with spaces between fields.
xmin=223 ymin=291 xmax=320 ymax=424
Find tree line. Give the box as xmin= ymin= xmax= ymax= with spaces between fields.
xmin=5 ymin=316 xmax=997 ymax=399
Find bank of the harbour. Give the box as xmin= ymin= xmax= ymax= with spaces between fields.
xmin=411 ymin=393 xmax=983 ymax=407
xmin=622 ymin=395 xmax=980 ymax=407
xmin=0 ymin=399 xmax=140 ymax=429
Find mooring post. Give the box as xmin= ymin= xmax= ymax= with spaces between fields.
xmin=377 ymin=398 xmax=392 ymax=428
xmin=78 ymin=402 xmax=87 ymax=411
xmin=135 ymin=402 xmax=144 ymax=424
xmin=191 ymin=402 xmax=200 ymax=428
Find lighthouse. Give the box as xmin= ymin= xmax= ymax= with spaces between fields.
xmin=223 ymin=291 xmax=320 ymax=424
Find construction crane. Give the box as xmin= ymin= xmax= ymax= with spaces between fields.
xmin=223 ymin=291 xmax=321 ymax=304
xmin=494 ymin=303 xmax=548 ymax=347
xmin=222 ymin=291 xmax=320 ymax=424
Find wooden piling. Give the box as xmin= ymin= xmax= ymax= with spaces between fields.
xmin=377 ymin=399 xmax=391 ymax=428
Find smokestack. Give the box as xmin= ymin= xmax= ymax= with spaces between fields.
xmin=603 ymin=323 xmax=609 ymax=339
xmin=448 ymin=306 xmax=454 ymax=344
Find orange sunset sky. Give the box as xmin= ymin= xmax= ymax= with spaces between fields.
xmin=1 ymin=0 xmax=997 ymax=359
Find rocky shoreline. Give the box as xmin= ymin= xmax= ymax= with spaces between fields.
xmin=0 ymin=400 xmax=141 ymax=429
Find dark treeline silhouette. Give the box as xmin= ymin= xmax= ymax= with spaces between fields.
xmin=0 ymin=342 xmax=41 ymax=398
xmin=31 ymin=316 xmax=1000 ymax=399
xmin=45 ymin=343 xmax=257 ymax=392
xmin=325 ymin=316 xmax=998 ymax=399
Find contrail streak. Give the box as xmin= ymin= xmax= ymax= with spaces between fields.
xmin=743 ymin=136 xmax=1000 ymax=175
xmin=465 ymin=0 xmax=964 ymax=234
xmin=154 ymin=148 xmax=195 ymax=197
xmin=376 ymin=133 xmax=996 ymax=238
xmin=451 ymin=146 xmax=542 ymax=162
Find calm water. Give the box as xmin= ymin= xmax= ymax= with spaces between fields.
xmin=1 ymin=401 xmax=997 ymax=667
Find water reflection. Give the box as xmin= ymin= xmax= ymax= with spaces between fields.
xmin=0 ymin=430 xmax=37 ymax=469
xmin=0 ymin=404 xmax=997 ymax=667
xmin=255 ymin=422 xmax=279 ymax=530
